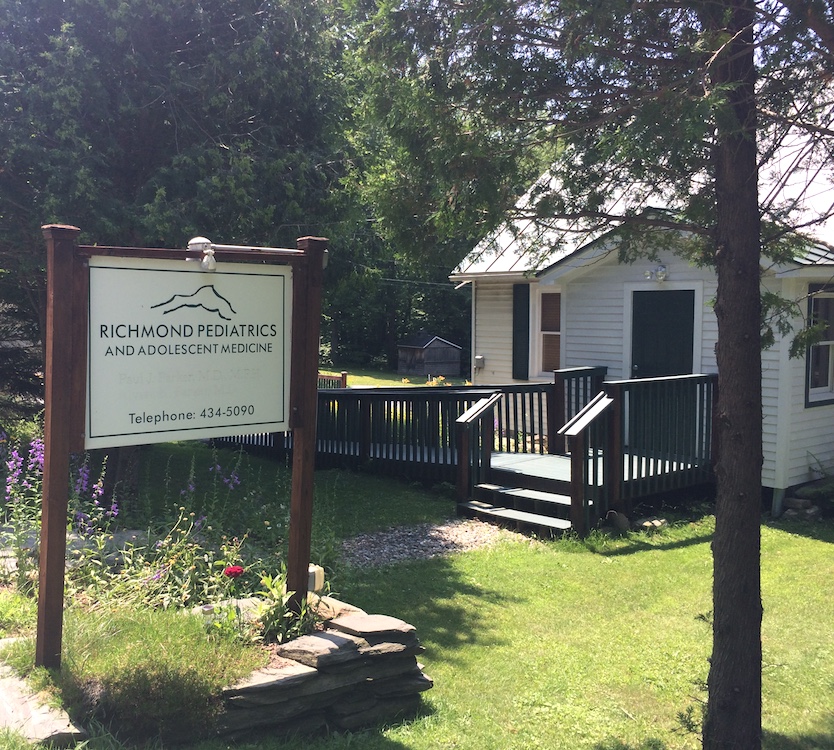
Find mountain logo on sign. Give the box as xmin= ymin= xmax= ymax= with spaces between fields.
xmin=151 ymin=285 xmax=237 ymax=321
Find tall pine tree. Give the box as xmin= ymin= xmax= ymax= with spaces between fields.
xmin=351 ymin=0 xmax=834 ymax=745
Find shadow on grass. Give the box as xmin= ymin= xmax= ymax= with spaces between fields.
xmin=210 ymin=711 xmax=434 ymax=750
xmin=762 ymin=716 xmax=834 ymax=749
xmin=338 ymin=554 xmax=521 ymax=660
xmin=765 ymin=517 xmax=834 ymax=545
xmin=595 ymin=532 xmax=714 ymax=557
xmin=588 ymin=718 xmax=834 ymax=750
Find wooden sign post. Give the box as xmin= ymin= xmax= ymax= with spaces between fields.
xmin=286 ymin=238 xmax=326 ymax=612
xmin=36 ymin=226 xmax=326 ymax=668
xmin=37 ymin=225 xmax=85 ymax=668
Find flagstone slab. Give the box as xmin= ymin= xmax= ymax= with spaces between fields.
xmin=0 ymin=664 xmax=87 ymax=747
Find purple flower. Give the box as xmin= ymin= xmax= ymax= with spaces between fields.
xmin=222 ymin=471 xmax=241 ymax=489
xmin=74 ymin=462 xmax=91 ymax=496
xmin=5 ymin=448 xmax=23 ymax=502
xmin=180 ymin=480 xmax=196 ymax=497
xmin=148 ymin=566 xmax=168 ymax=582
xmin=27 ymin=438 xmax=44 ymax=474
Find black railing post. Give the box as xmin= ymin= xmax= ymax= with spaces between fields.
xmin=604 ymin=381 xmax=625 ymax=514
xmin=359 ymin=397 xmax=371 ymax=465
xmin=456 ymin=422 xmax=471 ymax=501
xmin=550 ymin=376 xmax=564 ymax=454
xmin=591 ymin=367 xmax=607 ymax=395
xmin=568 ymin=433 xmax=587 ymax=536
xmin=710 ymin=374 xmax=720 ymax=474
xmin=480 ymin=412 xmax=495 ymax=485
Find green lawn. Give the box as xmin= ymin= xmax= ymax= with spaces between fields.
xmin=192 ymin=515 xmax=834 ymax=750
xmin=320 ymin=366 xmax=469 ymax=387
xmin=2 ymin=435 xmax=832 ymax=749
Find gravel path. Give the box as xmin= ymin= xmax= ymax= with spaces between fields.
xmin=339 ymin=518 xmax=524 ymax=568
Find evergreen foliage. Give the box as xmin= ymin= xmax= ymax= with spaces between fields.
xmin=0 ymin=0 xmax=348 ymax=416
xmin=346 ymin=1 xmax=834 ymax=747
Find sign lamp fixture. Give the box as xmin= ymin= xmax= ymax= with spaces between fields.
xmin=187 ymin=236 xmax=310 ymax=273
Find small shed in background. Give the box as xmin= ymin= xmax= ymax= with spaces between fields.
xmin=397 ymin=332 xmax=462 ymax=377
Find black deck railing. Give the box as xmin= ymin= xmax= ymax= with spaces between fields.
xmin=556 ymin=373 xmax=718 ymax=531
xmin=241 ymin=386 xmax=503 ymax=483
xmin=551 ymin=366 xmax=608 ymax=454
xmin=606 ymin=373 xmax=718 ymax=502
xmin=312 ymin=386 xmax=498 ymax=482
xmin=557 ymin=391 xmax=614 ymax=535
xmin=220 ymin=378 xmax=577 ymax=483
xmin=218 ymin=370 xmax=716 ymax=531
xmin=455 ymin=392 xmax=504 ymax=499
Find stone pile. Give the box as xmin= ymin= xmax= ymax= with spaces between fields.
xmin=781 ymin=477 xmax=834 ymax=520
xmin=781 ymin=494 xmax=823 ymax=520
xmin=217 ymin=608 xmax=433 ymax=739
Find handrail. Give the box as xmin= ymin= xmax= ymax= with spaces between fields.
xmin=559 ymin=392 xmax=613 ymax=437
xmin=317 ymin=371 xmax=348 ymax=389
xmin=218 ymin=373 xmax=716 ymax=536
xmin=604 ymin=373 xmax=717 ymax=502
xmin=456 ymin=392 xmax=503 ymax=425
xmin=557 ymin=391 xmax=614 ymax=535
xmin=604 ymin=373 xmax=713 ymax=387
xmin=456 ymin=392 xmax=502 ymax=501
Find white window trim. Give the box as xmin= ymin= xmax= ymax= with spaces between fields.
xmin=531 ymin=285 xmax=563 ymax=379
xmin=807 ymin=291 xmax=834 ymax=404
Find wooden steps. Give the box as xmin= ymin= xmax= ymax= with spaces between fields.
xmin=458 ymin=481 xmax=577 ymax=536
xmin=458 ymin=500 xmax=572 ymax=534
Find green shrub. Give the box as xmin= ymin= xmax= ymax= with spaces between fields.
xmin=256 ymin=571 xmax=323 ymax=644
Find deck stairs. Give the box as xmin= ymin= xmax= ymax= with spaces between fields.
xmin=457 ymin=454 xmax=579 ymax=536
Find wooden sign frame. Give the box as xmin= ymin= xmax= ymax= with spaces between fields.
xmin=37 ymin=225 xmax=326 ymax=669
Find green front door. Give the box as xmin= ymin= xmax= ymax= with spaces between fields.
xmin=629 ymin=289 xmax=697 ymax=457
xmin=631 ymin=289 xmax=695 ymax=378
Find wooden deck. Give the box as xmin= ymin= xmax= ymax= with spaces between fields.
xmin=491 ymin=451 xmax=701 ymax=484
xmin=491 ymin=452 xmax=572 ymax=483
xmin=222 ymin=374 xmax=716 ymax=536
xmin=460 ymin=449 xmax=712 ymax=535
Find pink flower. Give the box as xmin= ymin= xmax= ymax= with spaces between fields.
xmin=223 ymin=565 xmax=245 ymax=578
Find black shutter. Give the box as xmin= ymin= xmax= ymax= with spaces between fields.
xmin=512 ymin=284 xmax=530 ymax=380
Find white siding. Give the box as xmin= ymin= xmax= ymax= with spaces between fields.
xmin=766 ymin=278 xmax=834 ymax=489
xmin=471 ymin=281 xmax=517 ymax=384
xmin=468 ymin=256 xmax=834 ymax=492
xmin=760 ymin=340 xmax=783 ymax=487
xmin=785 ymin=395 xmax=834 ymax=487
xmin=562 ymin=251 xmax=718 ymax=379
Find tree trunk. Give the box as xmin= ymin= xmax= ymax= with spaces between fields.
xmin=702 ymin=0 xmax=763 ymax=747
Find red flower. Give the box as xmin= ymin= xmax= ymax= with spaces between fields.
xmin=223 ymin=565 xmax=245 ymax=578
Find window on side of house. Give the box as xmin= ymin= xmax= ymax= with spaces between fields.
xmin=541 ymin=292 xmax=561 ymax=373
xmin=807 ymin=286 xmax=834 ymax=405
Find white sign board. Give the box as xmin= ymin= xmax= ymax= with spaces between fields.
xmin=86 ymin=256 xmax=292 ymax=449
